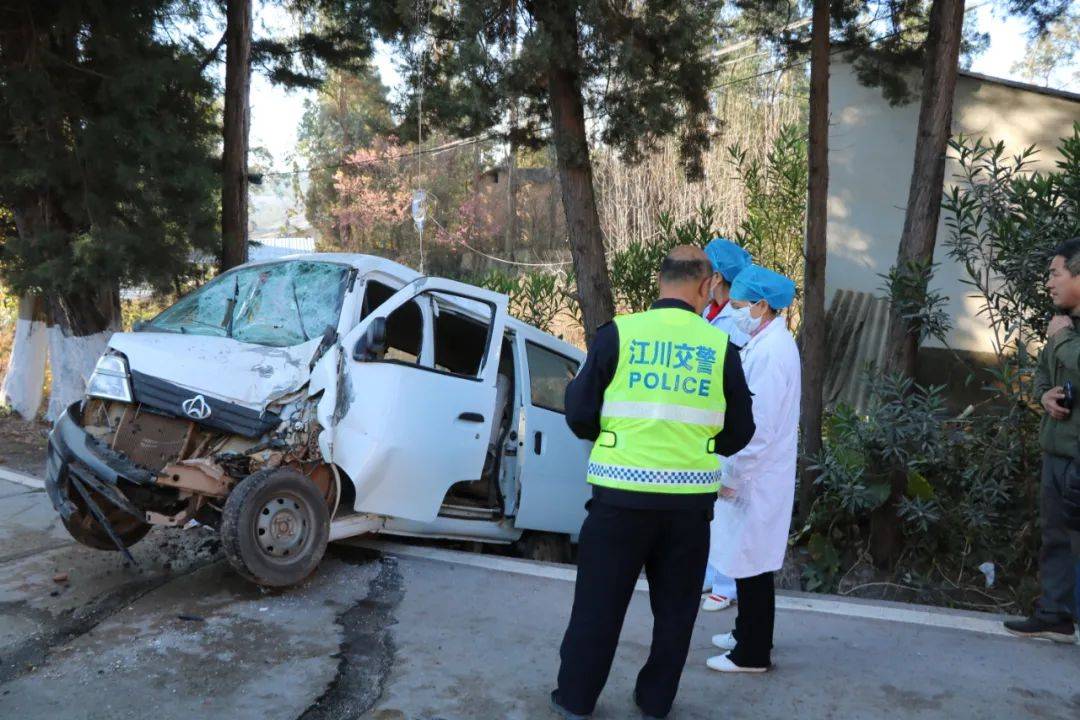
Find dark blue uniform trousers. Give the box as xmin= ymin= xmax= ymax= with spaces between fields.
xmin=554 ymin=499 xmax=710 ymax=718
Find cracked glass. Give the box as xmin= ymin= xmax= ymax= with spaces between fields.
xmin=147 ymin=261 xmax=351 ymax=347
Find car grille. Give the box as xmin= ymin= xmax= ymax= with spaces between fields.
xmin=110 ymin=406 xmax=196 ymax=469
xmin=83 ymin=400 xmax=205 ymax=470
xmin=130 ymin=371 xmax=281 ymax=438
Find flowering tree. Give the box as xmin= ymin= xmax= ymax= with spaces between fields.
xmin=330 ymin=137 xmax=412 ymax=254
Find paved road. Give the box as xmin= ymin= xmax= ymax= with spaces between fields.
xmin=1 ymin=476 xmax=1078 ymax=720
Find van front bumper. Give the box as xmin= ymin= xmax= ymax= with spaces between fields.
xmin=45 ymin=401 xmax=156 ymax=520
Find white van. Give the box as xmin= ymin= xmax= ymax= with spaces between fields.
xmin=45 ymin=254 xmax=592 ymax=586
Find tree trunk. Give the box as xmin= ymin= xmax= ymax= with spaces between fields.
xmin=505 ymin=6 xmax=520 ymax=259
xmin=881 ymin=0 xmax=966 ymax=380
xmin=45 ymin=288 xmax=121 ymax=421
xmin=0 ymin=293 xmax=49 ymax=419
xmin=221 ymin=0 xmax=252 ymax=271
xmin=505 ymin=140 xmax=519 ymax=256
xmin=533 ymin=0 xmax=615 ymax=345
xmin=871 ymin=0 xmax=966 ymax=568
xmin=796 ymin=0 xmax=831 ymax=528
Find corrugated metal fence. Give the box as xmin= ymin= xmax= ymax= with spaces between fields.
xmin=823 ymin=289 xmax=891 ymax=414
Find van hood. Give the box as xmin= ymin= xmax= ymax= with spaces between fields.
xmin=108 ymin=332 xmax=321 ymax=410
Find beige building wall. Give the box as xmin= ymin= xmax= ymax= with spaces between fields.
xmin=827 ymin=59 xmax=1080 ymax=353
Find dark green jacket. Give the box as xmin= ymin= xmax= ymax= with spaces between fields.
xmin=1035 ymin=319 xmax=1080 ymax=458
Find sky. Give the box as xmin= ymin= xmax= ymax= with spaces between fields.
xmin=247 ymin=4 xmax=1077 ymax=173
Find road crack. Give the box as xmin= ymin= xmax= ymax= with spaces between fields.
xmin=299 ymin=548 xmax=404 ymax=720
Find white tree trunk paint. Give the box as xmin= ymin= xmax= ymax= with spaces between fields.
xmin=46 ymin=327 xmax=112 ymax=421
xmin=0 ymin=295 xmax=49 ymax=419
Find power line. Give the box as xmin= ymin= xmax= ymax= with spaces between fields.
xmin=427 ymin=215 xmax=573 ymax=268
xmin=260 ymin=133 xmax=498 ymax=177
xmin=709 ymin=1 xmax=989 ymax=92
xmin=264 ymin=8 xmax=974 ymax=178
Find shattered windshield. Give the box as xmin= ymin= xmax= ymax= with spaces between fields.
xmin=146 ymin=261 xmax=352 ymax=347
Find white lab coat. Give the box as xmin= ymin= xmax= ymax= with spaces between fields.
xmin=709 ymin=317 xmax=801 ymax=579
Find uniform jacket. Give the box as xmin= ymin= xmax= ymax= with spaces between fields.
xmin=564 ymin=299 xmax=756 ymax=511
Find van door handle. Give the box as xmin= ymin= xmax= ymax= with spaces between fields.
xmin=458 ymin=412 xmax=485 ymax=423
xmin=534 ymin=431 xmax=543 ymax=454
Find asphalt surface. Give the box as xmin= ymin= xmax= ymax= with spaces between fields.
xmin=1 ymin=476 xmax=1078 ymax=720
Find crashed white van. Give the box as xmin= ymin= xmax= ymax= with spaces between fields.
xmin=45 ymin=254 xmax=592 ymax=586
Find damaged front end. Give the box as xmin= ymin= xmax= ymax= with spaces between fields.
xmin=46 ymin=381 xmax=336 ymax=577
xmin=46 ymin=258 xmax=355 ymax=585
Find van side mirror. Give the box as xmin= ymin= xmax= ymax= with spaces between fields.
xmin=352 ymin=317 xmax=388 ymax=361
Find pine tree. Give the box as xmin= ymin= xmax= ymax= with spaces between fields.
xmin=370 ymin=0 xmax=728 ymax=342
xmin=0 ymin=0 xmax=219 ymax=417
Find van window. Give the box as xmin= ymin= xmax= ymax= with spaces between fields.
xmin=361 ymin=280 xmax=422 ymax=363
xmin=383 ymin=300 xmax=423 ymax=363
xmin=525 ymin=342 xmax=579 ymax=414
xmin=360 ymin=280 xmax=396 ymax=320
xmin=431 ymin=292 xmax=493 ymax=378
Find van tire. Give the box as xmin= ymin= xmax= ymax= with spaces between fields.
xmin=221 ymin=468 xmax=330 ymax=587
xmin=60 ymin=479 xmax=152 ymax=551
xmin=515 ymin=532 xmax=572 ymax=564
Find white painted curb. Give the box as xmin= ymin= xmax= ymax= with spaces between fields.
xmin=0 ymin=466 xmax=44 ymax=490
xmin=356 ymin=539 xmax=1014 ymax=638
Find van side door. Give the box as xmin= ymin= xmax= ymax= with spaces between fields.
xmin=332 ymin=278 xmax=509 ymax=523
xmin=512 ymin=329 xmax=592 ymax=536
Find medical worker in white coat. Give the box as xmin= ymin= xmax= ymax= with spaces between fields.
xmin=701 ymin=238 xmax=751 ymax=612
xmin=705 ymin=265 xmax=800 ymax=674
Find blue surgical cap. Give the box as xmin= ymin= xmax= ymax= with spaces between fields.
xmin=729 ymin=265 xmax=797 ymax=309
xmin=703 ymin=237 xmax=751 ymax=283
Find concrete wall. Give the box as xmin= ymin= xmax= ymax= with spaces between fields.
xmin=827 ymin=60 xmax=1080 ymax=352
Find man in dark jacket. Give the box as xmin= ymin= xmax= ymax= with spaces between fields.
xmin=1004 ymin=237 xmax=1080 ymax=643
xmin=550 ymin=245 xmax=755 ymax=719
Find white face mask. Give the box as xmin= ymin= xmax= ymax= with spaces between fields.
xmin=731 ymin=303 xmax=761 ymax=335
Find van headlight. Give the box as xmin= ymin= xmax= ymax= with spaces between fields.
xmin=87 ymin=353 xmax=133 ymax=403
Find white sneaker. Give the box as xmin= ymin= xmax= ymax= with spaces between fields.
xmin=701 ymin=594 xmax=734 ymax=612
xmin=711 ymin=632 xmax=737 ymax=650
xmin=706 ymin=654 xmax=768 ymax=673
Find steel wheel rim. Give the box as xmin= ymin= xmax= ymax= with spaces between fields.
xmin=254 ymin=491 xmax=313 ymax=561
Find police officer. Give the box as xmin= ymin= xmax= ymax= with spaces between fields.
xmin=550 ymin=245 xmax=756 ymax=720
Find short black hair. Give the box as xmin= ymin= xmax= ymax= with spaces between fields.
xmin=1053 ymin=237 xmax=1080 ymax=275
xmin=659 ymin=255 xmax=711 ymax=284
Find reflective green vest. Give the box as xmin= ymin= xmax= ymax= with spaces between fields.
xmin=587 ymin=308 xmax=729 ymax=495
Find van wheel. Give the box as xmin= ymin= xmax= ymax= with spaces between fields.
xmin=516 ymin=532 xmax=572 ymax=563
xmin=60 ymin=478 xmax=152 ymax=551
xmin=221 ymin=468 xmax=330 ymax=587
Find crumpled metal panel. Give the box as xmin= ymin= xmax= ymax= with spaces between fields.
xmin=823 ymin=289 xmax=891 ymax=414
xmin=109 ymin=406 xmax=194 ymax=469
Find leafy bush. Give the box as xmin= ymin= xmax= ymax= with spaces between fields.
xmin=799 ymin=124 xmax=1080 ymax=610
xmin=729 ymin=123 xmax=807 ymax=304
xmin=470 ymin=268 xmax=568 ymax=335
xmin=608 ymin=205 xmax=718 ymax=313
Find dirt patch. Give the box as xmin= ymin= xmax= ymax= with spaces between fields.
xmin=0 ymin=411 xmax=49 ymax=476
